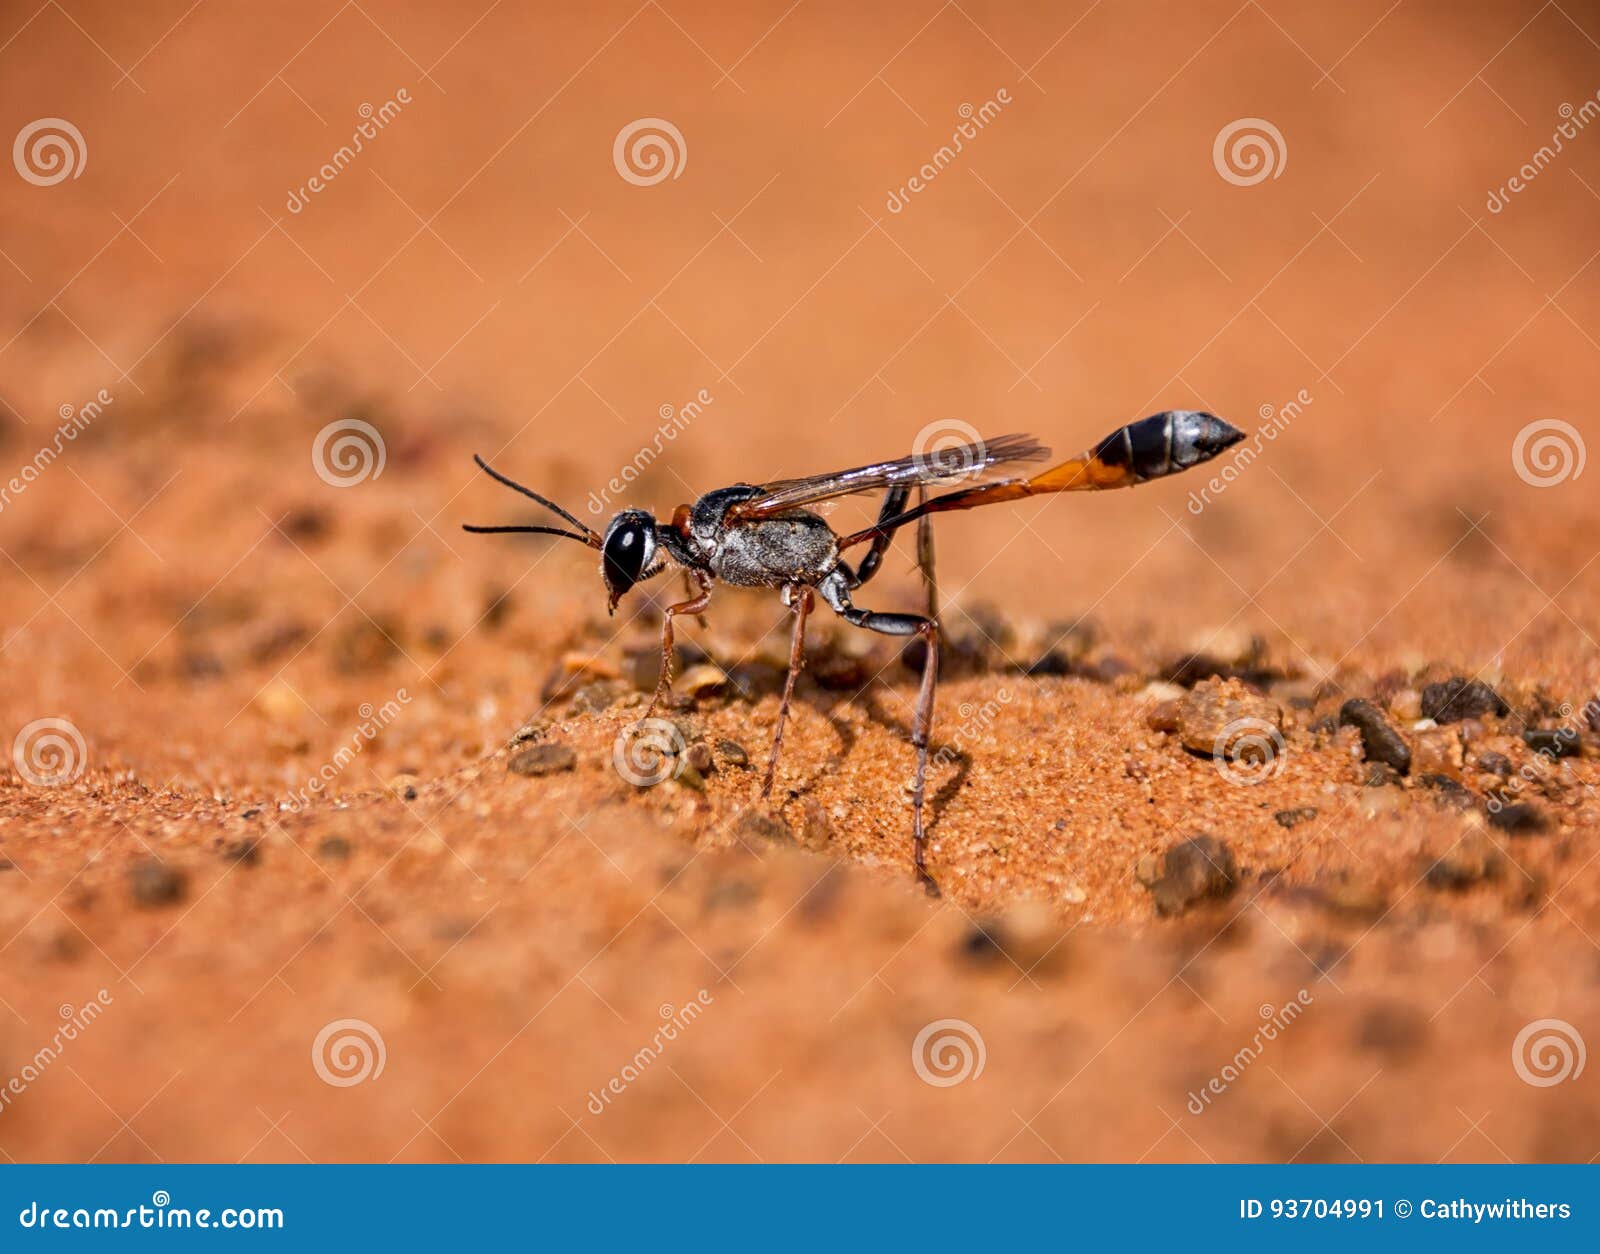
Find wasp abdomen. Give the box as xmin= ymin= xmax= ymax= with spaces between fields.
xmin=1094 ymin=410 xmax=1243 ymax=482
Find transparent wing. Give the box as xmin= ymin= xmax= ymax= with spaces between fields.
xmin=728 ymin=433 xmax=1050 ymax=519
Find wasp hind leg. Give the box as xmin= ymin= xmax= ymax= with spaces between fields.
xmin=845 ymin=484 xmax=939 ymax=620
xmin=848 ymin=484 xmax=911 ymax=589
xmin=915 ymin=485 xmax=939 ymax=621
xmin=817 ymin=570 xmax=940 ymax=897
xmin=761 ymin=584 xmax=814 ymax=801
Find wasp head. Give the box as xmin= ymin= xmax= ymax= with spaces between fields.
xmin=601 ymin=509 xmax=660 ymax=613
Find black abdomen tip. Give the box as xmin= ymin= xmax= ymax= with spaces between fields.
xmin=1096 ymin=410 xmax=1243 ymax=480
xmin=1167 ymin=410 xmax=1244 ymax=470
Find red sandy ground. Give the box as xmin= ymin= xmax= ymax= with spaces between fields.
xmin=1 ymin=0 xmax=1598 ymax=1161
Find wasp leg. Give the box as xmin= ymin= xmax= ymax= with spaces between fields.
xmin=848 ymin=484 xmax=912 ymax=589
xmin=761 ymin=584 xmax=814 ymax=800
xmin=645 ymin=571 xmax=713 ymax=720
xmin=683 ymin=569 xmax=710 ymax=630
xmin=818 ymin=571 xmax=940 ymax=896
xmin=915 ymin=484 xmax=939 ymax=621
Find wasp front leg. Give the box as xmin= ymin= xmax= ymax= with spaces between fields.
xmin=683 ymin=569 xmax=710 ymax=629
xmin=645 ymin=570 xmax=712 ymax=719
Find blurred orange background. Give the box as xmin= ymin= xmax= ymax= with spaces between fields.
xmin=2 ymin=0 xmax=1598 ymax=662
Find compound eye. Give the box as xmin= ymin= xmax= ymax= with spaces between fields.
xmin=603 ymin=521 xmax=650 ymax=593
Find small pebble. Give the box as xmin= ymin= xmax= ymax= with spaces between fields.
xmin=1418 ymin=774 xmax=1474 ymax=810
xmin=1388 ymin=688 xmax=1422 ymax=722
xmin=1273 ymin=807 xmax=1318 ymax=828
xmin=570 ymin=682 xmax=619 ymax=716
xmin=733 ymin=809 xmax=791 ymax=844
xmin=679 ymin=664 xmax=728 ymax=698
xmin=1145 ymin=699 xmax=1181 ymax=734
xmin=128 ymin=858 xmax=187 ymax=908
xmin=1487 ymin=802 xmax=1547 ymax=835
xmin=1338 ymin=698 xmax=1412 ymax=774
xmin=1523 ymin=727 xmax=1581 ymax=759
xmin=508 ymin=744 xmax=577 ymax=777
xmin=714 ymin=739 xmax=749 ymax=767
xmin=1148 ymin=834 xmax=1238 ymax=916
xmin=510 ymin=718 xmax=549 ymax=744
xmin=1176 ymin=678 xmax=1282 ymax=759
xmin=1410 ymin=726 xmax=1463 ymax=778
xmin=1421 ymin=677 xmax=1507 ymax=723
xmin=684 ymin=742 xmax=714 ymax=774
xmin=1476 ymin=751 xmax=1512 ymax=776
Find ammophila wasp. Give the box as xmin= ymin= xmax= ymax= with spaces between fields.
xmin=466 ymin=409 xmax=1243 ymax=894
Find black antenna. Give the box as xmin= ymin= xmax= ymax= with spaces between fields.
xmin=469 ymin=454 xmax=601 ymax=546
xmin=461 ymin=523 xmax=595 ymax=544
